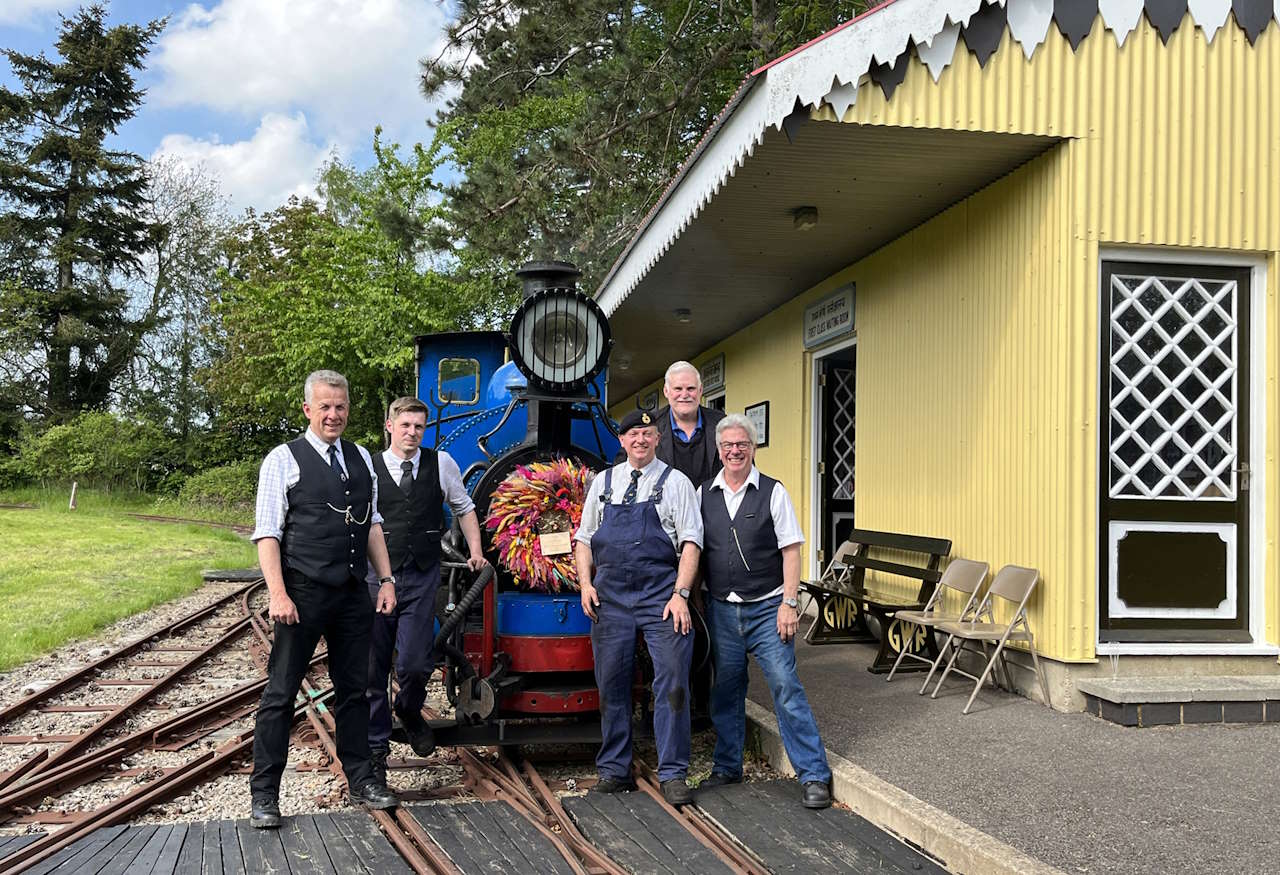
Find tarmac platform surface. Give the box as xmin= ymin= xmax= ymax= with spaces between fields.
xmin=748 ymin=640 xmax=1280 ymax=875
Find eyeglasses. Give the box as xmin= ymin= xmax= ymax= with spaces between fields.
xmin=719 ymin=441 xmax=752 ymax=452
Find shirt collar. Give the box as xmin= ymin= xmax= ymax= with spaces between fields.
xmin=384 ymin=448 xmax=419 ymax=467
xmin=669 ymin=406 xmax=703 ymax=435
xmin=710 ymin=465 xmax=759 ymax=494
xmin=625 ymin=456 xmax=664 ymax=478
xmin=305 ymin=427 xmax=337 ymax=452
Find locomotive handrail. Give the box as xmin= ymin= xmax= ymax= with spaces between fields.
xmin=476 ymin=395 xmax=523 ymax=460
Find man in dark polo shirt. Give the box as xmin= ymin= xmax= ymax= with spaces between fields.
xmin=249 ymin=370 xmax=399 ymax=828
xmin=697 ymin=413 xmax=831 ymax=809
xmin=366 ymin=396 xmax=489 ymax=783
xmin=655 ymin=361 xmax=725 ymax=490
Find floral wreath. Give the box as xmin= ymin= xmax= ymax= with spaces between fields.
xmin=485 ymin=458 xmax=592 ymax=593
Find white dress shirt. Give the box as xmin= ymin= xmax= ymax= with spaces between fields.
xmin=703 ymin=465 xmax=805 ymax=602
xmin=575 ymin=457 xmax=703 ymax=552
xmin=251 ymin=428 xmax=383 ymax=542
xmin=380 ymin=448 xmax=475 ymax=518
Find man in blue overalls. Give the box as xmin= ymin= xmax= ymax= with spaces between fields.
xmin=575 ymin=408 xmax=704 ymax=806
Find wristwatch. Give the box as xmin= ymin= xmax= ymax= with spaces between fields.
xmin=378 ymin=576 xmax=396 ymax=586
xmin=782 ymin=597 xmax=799 ymax=609
xmin=675 ymin=587 xmax=691 ymax=600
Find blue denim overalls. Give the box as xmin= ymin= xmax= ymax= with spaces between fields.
xmin=589 ymin=464 xmax=693 ymax=782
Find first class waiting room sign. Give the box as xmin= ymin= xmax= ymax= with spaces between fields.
xmin=804 ymin=284 xmax=854 ymax=349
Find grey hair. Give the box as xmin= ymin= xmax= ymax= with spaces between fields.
xmin=664 ymin=360 xmax=701 ymax=387
xmin=716 ymin=413 xmax=758 ymax=447
xmin=304 ymin=370 xmax=349 ymax=403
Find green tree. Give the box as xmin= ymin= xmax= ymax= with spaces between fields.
xmin=208 ymin=133 xmax=494 ymax=450
xmin=424 ymin=0 xmax=867 ymax=291
xmin=0 ymin=4 xmax=165 ymax=420
xmin=127 ymin=157 xmax=229 ymax=455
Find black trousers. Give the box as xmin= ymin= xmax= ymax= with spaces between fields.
xmin=250 ymin=573 xmax=374 ymax=799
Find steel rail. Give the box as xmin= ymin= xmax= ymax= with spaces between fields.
xmin=633 ymin=760 xmax=768 ymax=875
xmin=0 ymin=579 xmax=262 ymax=729
xmin=35 ymin=614 xmax=257 ymax=774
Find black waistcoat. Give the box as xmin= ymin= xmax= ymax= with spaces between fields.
xmin=671 ymin=429 xmax=712 ymax=489
xmin=700 ymin=474 xmax=784 ymax=601
xmin=281 ymin=437 xmax=373 ymax=586
xmin=373 ymin=450 xmax=444 ymax=572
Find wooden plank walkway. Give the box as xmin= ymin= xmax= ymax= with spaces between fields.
xmin=5 ymin=812 xmax=413 ymax=874
xmin=564 ymin=791 xmax=736 ymax=875
xmin=406 ymin=801 xmax=575 ymax=874
xmin=0 ymin=781 xmax=953 ymax=873
xmin=693 ymin=779 xmax=950 ymax=874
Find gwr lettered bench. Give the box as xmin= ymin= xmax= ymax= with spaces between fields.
xmin=800 ymin=529 xmax=952 ymax=673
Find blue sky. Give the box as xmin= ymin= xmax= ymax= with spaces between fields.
xmin=0 ymin=0 xmax=454 ymax=213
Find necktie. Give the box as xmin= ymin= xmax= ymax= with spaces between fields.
xmin=400 ymin=460 xmax=414 ymax=490
xmin=327 ymin=445 xmax=345 ymax=480
xmin=622 ymin=468 xmax=642 ymax=505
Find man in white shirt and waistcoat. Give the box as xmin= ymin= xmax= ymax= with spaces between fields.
xmin=249 ymin=370 xmax=400 ymax=828
xmin=366 ymin=396 xmax=489 ymax=783
xmin=698 ymin=413 xmax=832 ymax=809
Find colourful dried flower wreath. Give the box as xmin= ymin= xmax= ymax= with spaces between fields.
xmin=484 ymin=458 xmax=592 ymax=593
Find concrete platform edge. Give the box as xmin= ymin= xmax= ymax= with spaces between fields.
xmin=744 ymin=699 xmax=1064 ymax=875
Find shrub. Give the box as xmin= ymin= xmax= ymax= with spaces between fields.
xmin=14 ymin=412 xmax=173 ymax=492
xmin=178 ymin=459 xmax=259 ymax=509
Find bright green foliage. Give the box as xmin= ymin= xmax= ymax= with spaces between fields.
xmin=177 ymin=459 xmax=259 ymax=511
xmin=424 ymin=0 xmax=869 ymax=291
xmin=0 ymin=5 xmax=165 ymax=419
xmin=11 ymin=410 xmax=173 ymax=491
xmin=208 ymin=133 xmax=503 ymax=449
xmin=0 ymin=501 xmax=256 ymax=670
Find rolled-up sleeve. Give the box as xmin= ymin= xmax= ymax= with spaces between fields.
xmin=770 ymin=482 xmax=805 ymax=550
xmin=438 ymin=452 xmax=476 ymax=517
xmin=574 ymin=470 xmax=606 ymax=545
xmin=251 ymin=446 xmax=292 ymax=542
xmin=665 ymin=471 xmax=704 ymax=549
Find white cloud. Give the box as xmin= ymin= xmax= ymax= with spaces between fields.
xmin=152 ymin=112 xmax=334 ymax=213
xmin=152 ymin=0 xmax=449 ymax=147
xmin=0 ymin=0 xmax=74 ymax=26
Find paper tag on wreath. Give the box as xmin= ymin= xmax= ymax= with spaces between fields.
xmin=538 ymin=530 xmax=572 ymax=556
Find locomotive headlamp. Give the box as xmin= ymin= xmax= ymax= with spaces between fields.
xmin=509 ymin=288 xmax=612 ymax=392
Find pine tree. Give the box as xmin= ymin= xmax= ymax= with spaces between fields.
xmin=0 ymin=4 xmax=165 ymax=419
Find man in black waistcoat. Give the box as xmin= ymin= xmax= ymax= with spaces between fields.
xmin=697 ymin=414 xmax=832 ymax=809
xmin=655 ymin=360 xmax=726 ymax=490
xmin=366 ymin=396 xmax=489 ymax=782
xmin=249 ymin=370 xmax=400 ymax=828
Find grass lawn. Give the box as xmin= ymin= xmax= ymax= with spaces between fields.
xmin=0 ymin=493 xmax=258 ymax=671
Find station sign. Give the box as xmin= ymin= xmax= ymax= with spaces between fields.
xmin=804 ymin=284 xmax=855 ymax=349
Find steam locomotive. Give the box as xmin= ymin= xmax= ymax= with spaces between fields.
xmin=413 ymin=261 xmax=709 ymax=749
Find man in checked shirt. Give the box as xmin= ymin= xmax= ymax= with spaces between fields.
xmin=248 ymin=370 xmax=399 ymax=828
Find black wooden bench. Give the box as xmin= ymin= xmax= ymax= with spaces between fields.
xmin=800 ymin=528 xmax=952 ymax=673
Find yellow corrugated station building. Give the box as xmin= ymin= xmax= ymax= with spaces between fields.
xmin=597 ymin=0 xmax=1280 ymax=709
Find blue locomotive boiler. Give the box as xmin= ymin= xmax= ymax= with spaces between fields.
xmin=416 ymin=261 xmax=625 ymax=748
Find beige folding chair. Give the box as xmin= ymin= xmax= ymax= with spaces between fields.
xmin=885 ymin=558 xmax=989 ymax=681
xmin=928 ymin=564 xmax=1049 ymax=714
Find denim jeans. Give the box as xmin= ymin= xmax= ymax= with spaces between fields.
xmin=707 ymin=595 xmax=831 ymax=785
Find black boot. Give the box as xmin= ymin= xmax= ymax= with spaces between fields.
xmin=370 ymin=747 xmax=389 ymax=787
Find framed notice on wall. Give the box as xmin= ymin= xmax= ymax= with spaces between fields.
xmin=744 ymin=401 xmax=769 ymax=448
xmin=803 ymin=284 xmax=855 ymax=349
xmin=700 ymin=354 xmax=725 ymax=393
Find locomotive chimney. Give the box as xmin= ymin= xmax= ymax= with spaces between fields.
xmin=515 ymin=260 xmax=581 ymax=298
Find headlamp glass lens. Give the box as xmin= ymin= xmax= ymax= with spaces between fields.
xmin=532 ymin=312 xmax=588 ymax=369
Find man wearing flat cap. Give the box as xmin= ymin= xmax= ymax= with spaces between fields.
xmin=575 ymin=408 xmax=703 ymax=806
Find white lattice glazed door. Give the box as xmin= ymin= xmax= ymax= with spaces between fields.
xmin=1099 ymin=261 xmax=1252 ymax=644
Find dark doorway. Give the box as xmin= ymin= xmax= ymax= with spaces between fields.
xmin=818 ymin=349 xmax=856 ymax=569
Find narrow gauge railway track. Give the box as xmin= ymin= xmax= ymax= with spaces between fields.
xmin=0 ymin=578 xmax=295 ymax=871
xmin=0 ymin=580 xmax=843 ymax=875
